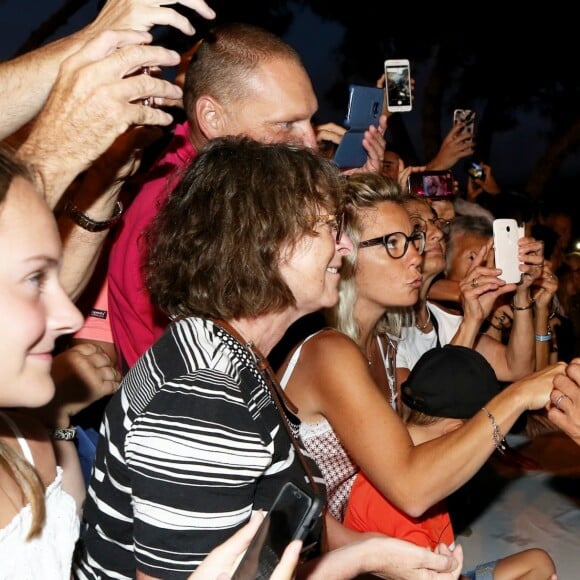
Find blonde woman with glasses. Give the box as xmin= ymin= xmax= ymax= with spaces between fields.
xmin=278 ymin=172 xmax=566 ymax=552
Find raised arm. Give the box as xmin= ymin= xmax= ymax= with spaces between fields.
xmin=0 ymin=0 xmax=215 ymax=139
xmin=476 ymin=236 xmax=543 ymax=381
xmin=284 ymin=329 xmax=565 ymax=520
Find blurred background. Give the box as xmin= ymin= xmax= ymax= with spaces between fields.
xmin=2 ymin=0 xmax=579 ymax=241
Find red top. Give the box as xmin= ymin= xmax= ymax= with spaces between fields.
xmin=344 ymin=471 xmax=455 ymax=550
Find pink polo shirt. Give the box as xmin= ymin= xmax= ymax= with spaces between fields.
xmin=107 ymin=121 xmax=197 ymax=370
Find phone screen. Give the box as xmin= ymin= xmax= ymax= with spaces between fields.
xmin=385 ymin=60 xmax=412 ymax=112
xmin=231 ymin=482 xmax=323 ymax=580
xmin=453 ymin=109 xmax=476 ymax=137
xmin=408 ymin=171 xmax=454 ymax=198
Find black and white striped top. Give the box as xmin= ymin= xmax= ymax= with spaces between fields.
xmin=74 ymin=317 xmax=324 ymax=580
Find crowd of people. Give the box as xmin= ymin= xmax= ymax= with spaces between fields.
xmin=1 ymin=1 xmax=580 ymax=578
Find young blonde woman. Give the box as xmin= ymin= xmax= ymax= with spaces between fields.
xmin=0 ymin=147 xmax=85 ymax=578
xmin=278 ymin=172 xmax=566 ymax=550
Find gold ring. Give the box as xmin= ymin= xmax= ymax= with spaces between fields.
xmin=555 ymin=394 xmax=565 ymax=410
xmin=471 ymin=278 xmax=479 ymax=288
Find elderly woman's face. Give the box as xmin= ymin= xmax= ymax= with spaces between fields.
xmin=279 ymin=210 xmax=353 ymax=317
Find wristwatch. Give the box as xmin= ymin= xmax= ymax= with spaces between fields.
xmin=65 ymin=199 xmax=123 ymax=232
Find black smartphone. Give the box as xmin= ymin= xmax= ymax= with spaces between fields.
xmin=408 ymin=170 xmax=454 ymax=198
xmin=231 ymin=482 xmax=324 ymax=580
xmin=334 ymin=84 xmax=384 ymax=169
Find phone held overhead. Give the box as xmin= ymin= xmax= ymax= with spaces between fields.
xmin=384 ymin=59 xmax=412 ymax=113
xmin=408 ymin=170 xmax=454 ymax=198
xmin=453 ymin=109 xmax=476 ymax=139
xmin=493 ymin=218 xmax=524 ymax=284
xmin=333 ymin=84 xmax=384 ymax=169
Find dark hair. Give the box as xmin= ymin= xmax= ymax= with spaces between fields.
xmin=0 ymin=145 xmax=46 ymax=539
xmin=0 ymin=144 xmax=34 ymax=207
xmin=183 ymin=23 xmax=304 ymax=117
xmin=145 ymin=136 xmax=345 ymax=320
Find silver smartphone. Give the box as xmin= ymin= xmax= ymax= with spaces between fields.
xmin=231 ymin=481 xmax=324 ymax=580
xmin=493 ymin=218 xmax=524 ymax=284
xmin=384 ymin=59 xmax=412 ymax=112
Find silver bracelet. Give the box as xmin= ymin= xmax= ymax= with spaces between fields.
xmin=481 ymin=407 xmax=507 ymax=455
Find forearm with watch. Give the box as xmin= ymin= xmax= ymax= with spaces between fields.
xmin=57 ymin=175 xmax=124 ymax=300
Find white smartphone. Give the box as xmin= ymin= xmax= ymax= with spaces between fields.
xmin=493 ymin=219 xmax=524 ymax=284
xmin=453 ymin=109 xmax=476 ymax=138
xmin=384 ymin=59 xmax=412 ymax=113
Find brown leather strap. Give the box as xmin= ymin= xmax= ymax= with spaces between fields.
xmin=213 ymin=319 xmax=320 ymax=494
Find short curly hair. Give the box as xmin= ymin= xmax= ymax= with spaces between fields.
xmin=145 ymin=136 xmax=345 ymax=320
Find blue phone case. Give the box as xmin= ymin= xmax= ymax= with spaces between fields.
xmin=334 ymin=84 xmax=384 ymax=169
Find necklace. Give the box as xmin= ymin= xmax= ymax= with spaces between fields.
xmin=415 ymin=307 xmax=431 ymax=331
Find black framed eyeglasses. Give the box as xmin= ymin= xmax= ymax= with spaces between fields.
xmin=410 ymin=215 xmax=451 ymax=236
xmin=316 ymin=211 xmax=346 ymax=243
xmin=359 ymin=230 xmax=426 ymax=259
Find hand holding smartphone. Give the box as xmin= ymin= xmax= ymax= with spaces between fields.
xmin=493 ymin=219 xmax=524 ymax=284
xmin=231 ymin=482 xmax=324 ymax=580
xmin=333 ymin=84 xmax=384 ymax=169
xmin=453 ymin=109 xmax=476 ymax=139
xmin=384 ymin=59 xmax=412 ymax=113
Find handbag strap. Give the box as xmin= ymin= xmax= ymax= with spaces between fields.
xmin=212 ymin=319 xmax=322 ymax=495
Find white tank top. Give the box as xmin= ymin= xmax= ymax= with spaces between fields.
xmin=0 ymin=411 xmax=79 ymax=580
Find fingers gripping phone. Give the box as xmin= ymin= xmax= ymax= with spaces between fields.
xmin=232 ymin=482 xmax=324 ymax=580
xmin=453 ymin=109 xmax=476 ymax=139
xmin=333 ymin=84 xmax=384 ymax=169
xmin=384 ymin=59 xmax=412 ymax=112
xmin=493 ymin=219 xmax=524 ymax=284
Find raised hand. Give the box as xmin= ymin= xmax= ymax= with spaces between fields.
xmin=88 ymin=0 xmax=216 ymax=37
xmin=18 ymin=29 xmax=183 ymax=206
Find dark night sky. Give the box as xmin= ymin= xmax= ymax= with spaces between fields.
xmin=2 ymin=0 xmax=580 ymax=217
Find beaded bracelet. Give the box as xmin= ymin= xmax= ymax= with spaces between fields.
xmin=535 ymin=323 xmax=552 ymax=342
xmin=511 ymin=297 xmax=535 ymax=311
xmin=52 ymin=427 xmax=77 ymax=441
xmin=481 ymin=407 xmax=507 ymax=454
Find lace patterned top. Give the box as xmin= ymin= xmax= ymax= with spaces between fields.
xmin=0 ymin=411 xmax=79 ymax=580
xmin=279 ymin=332 xmax=358 ymax=521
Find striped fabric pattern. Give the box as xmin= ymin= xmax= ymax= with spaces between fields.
xmin=74 ymin=317 xmax=323 ymax=579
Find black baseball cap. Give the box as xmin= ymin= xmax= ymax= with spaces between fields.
xmin=401 ymin=345 xmax=500 ymax=419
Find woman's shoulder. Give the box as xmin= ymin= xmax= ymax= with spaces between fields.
xmin=305 ymin=327 xmax=359 ymax=353
xmin=0 ymin=411 xmax=57 ymax=487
